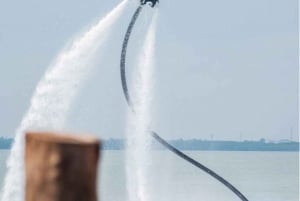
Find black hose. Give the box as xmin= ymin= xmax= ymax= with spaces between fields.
xmin=120 ymin=5 xmax=249 ymax=201
xmin=121 ymin=6 xmax=143 ymax=109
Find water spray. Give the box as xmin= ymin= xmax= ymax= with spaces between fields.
xmin=0 ymin=1 xmax=129 ymax=201
xmin=120 ymin=3 xmax=249 ymax=201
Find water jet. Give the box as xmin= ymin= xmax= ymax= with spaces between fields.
xmin=120 ymin=3 xmax=249 ymax=201
xmin=0 ymin=1 xmax=129 ymax=200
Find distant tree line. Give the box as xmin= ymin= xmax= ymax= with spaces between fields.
xmin=101 ymin=138 xmax=299 ymax=151
xmin=102 ymin=138 xmax=125 ymax=150
xmin=0 ymin=137 xmax=13 ymax=149
xmin=0 ymin=137 xmax=298 ymax=151
xmin=167 ymin=138 xmax=299 ymax=151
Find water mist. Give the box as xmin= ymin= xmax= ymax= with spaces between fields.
xmin=1 ymin=1 xmax=129 ymax=200
xmin=125 ymin=9 xmax=158 ymax=201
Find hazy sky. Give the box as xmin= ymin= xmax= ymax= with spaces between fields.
xmin=0 ymin=0 xmax=298 ymax=140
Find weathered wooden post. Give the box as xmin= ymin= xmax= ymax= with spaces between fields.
xmin=25 ymin=131 xmax=100 ymax=201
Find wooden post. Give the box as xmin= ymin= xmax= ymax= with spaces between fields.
xmin=25 ymin=131 xmax=100 ymax=201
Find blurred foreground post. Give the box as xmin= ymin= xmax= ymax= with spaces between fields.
xmin=25 ymin=131 xmax=100 ymax=201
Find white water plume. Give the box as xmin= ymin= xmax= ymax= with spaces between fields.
xmin=1 ymin=1 xmax=129 ymax=201
xmin=126 ymin=9 xmax=158 ymax=201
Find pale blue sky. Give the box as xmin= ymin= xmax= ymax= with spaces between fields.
xmin=0 ymin=0 xmax=298 ymax=140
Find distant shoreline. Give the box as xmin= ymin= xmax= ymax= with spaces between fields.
xmin=0 ymin=137 xmax=298 ymax=151
xmin=102 ymin=138 xmax=300 ymax=152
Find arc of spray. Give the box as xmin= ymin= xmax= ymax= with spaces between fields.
xmin=120 ymin=5 xmax=249 ymax=201
xmin=0 ymin=1 xmax=130 ymax=201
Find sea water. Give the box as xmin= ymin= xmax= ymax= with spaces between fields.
xmin=0 ymin=150 xmax=298 ymax=201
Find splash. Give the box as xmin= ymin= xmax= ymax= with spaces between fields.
xmin=1 ymin=1 xmax=129 ymax=200
xmin=125 ymin=8 xmax=158 ymax=201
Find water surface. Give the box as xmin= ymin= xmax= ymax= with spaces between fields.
xmin=0 ymin=150 xmax=298 ymax=201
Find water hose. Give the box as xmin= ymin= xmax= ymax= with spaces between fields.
xmin=120 ymin=5 xmax=249 ymax=201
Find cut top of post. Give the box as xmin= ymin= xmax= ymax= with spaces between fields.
xmin=26 ymin=131 xmax=100 ymax=146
